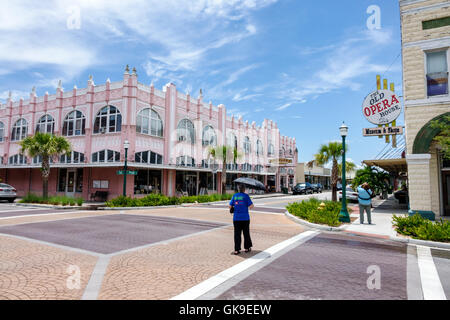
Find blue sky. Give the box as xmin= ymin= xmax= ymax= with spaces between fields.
xmin=0 ymin=0 xmax=403 ymax=167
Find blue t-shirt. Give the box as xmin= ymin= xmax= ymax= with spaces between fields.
xmin=357 ymin=186 xmax=373 ymax=206
xmin=229 ymin=193 xmax=253 ymax=221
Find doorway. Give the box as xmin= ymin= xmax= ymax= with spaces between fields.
xmin=176 ymin=171 xmax=198 ymax=196
xmin=57 ymin=168 xmax=83 ymax=197
xmin=442 ymin=170 xmax=450 ymax=216
xmin=66 ymin=170 xmax=76 ymax=197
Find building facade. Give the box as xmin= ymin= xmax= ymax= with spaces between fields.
xmin=0 ymin=67 xmax=297 ymax=200
xmin=400 ymin=0 xmax=450 ymax=218
xmin=296 ymin=163 xmax=331 ymax=189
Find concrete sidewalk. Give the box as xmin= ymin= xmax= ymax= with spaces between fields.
xmin=344 ymin=196 xmax=408 ymax=239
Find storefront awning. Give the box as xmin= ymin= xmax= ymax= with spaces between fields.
xmin=362 ymin=158 xmax=407 ymax=174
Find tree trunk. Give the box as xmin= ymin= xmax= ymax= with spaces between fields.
xmin=331 ymin=157 xmax=339 ymax=202
xmin=222 ymin=158 xmax=227 ymax=195
xmin=42 ymin=155 xmax=50 ymax=199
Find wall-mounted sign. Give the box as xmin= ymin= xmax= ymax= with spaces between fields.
xmin=269 ymin=158 xmax=293 ymax=165
xmin=363 ymin=126 xmax=404 ymax=136
xmin=93 ymin=180 xmax=109 ymax=189
xmin=362 ymin=90 xmax=402 ymax=125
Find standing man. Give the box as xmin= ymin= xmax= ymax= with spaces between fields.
xmin=229 ymin=184 xmax=254 ymax=255
xmin=357 ymin=182 xmax=374 ymax=224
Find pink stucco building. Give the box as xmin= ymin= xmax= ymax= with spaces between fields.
xmin=0 ymin=67 xmax=297 ymax=200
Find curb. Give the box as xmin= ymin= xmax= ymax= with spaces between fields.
xmin=14 ymin=203 xmax=85 ymax=210
xmin=97 ymin=200 xmax=232 ymax=210
xmin=400 ymin=237 xmax=450 ymax=250
xmin=284 ymin=211 xmax=348 ymax=232
xmin=285 ymin=210 xmax=450 ymax=249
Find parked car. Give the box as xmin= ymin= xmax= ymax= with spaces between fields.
xmin=311 ymin=183 xmax=323 ymax=193
xmin=293 ymin=182 xmax=313 ymax=195
xmin=337 ymin=183 xmax=342 ymax=191
xmin=0 ymin=183 xmax=17 ymax=203
xmin=338 ymin=187 xmax=358 ymax=202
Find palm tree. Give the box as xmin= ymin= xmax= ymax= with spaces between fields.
xmin=208 ymin=145 xmax=241 ymax=195
xmin=338 ymin=161 xmax=356 ymax=179
xmin=352 ymin=165 xmax=391 ymax=195
xmin=20 ymin=132 xmax=71 ymax=199
xmin=310 ymin=141 xmax=346 ymax=202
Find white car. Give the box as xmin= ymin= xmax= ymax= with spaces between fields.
xmin=338 ymin=187 xmax=358 ymax=202
xmin=0 ymin=183 xmax=17 ymax=203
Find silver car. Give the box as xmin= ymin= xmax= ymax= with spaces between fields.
xmin=0 ymin=183 xmax=17 ymax=203
xmin=338 ymin=187 xmax=359 ymax=202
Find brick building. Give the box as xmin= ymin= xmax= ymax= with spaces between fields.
xmin=400 ymin=0 xmax=450 ymax=218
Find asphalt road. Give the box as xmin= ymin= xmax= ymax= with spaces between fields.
xmin=0 ymin=196 xmax=448 ymax=300
xmin=199 ymin=193 xmax=450 ymax=300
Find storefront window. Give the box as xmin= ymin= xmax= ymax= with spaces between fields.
xmin=58 ymin=169 xmax=67 ymax=192
xmin=176 ymin=171 xmax=197 ymax=196
xmin=76 ymin=169 xmax=83 ymax=193
xmin=134 ymin=170 xmax=162 ymax=194
xmin=199 ymin=172 xmax=217 ymax=194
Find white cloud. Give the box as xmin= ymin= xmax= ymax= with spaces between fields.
xmin=0 ymin=0 xmax=277 ymax=93
xmin=0 ymin=90 xmax=29 ymax=103
xmin=275 ymin=102 xmax=292 ymax=111
xmin=265 ymin=28 xmax=395 ymax=109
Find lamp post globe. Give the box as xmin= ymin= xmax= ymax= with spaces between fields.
xmin=338 ymin=122 xmax=350 ymax=223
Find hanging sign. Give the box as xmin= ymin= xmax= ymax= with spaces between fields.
xmin=363 ymin=126 xmax=403 ymax=136
xmin=362 ymin=90 xmax=402 ymax=125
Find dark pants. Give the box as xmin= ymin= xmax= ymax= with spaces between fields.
xmin=233 ymin=220 xmax=252 ymax=251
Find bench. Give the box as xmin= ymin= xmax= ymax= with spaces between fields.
xmin=90 ymin=191 xmax=109 ymax=202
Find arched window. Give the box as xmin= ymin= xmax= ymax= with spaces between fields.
xmin=280 ymin=147 xmax=286 ymax=157
xmin=136 ymin=108 xmax=163 ymax=137
xmin=242 ymin=163 xmax=252 ymax=171
xmin=255 ymin=165 xmax=263 ymax=172
xmin=201 ymin=159 xmax=217 ymax=169
xmin=36 ymin=114 xmax=55 ymax=134
xmin=9 ymin=154 xmax=27 ymax=165
xmin=177 ymin=119 xmax=195 ymax=144
xmin=0 ymin=122 xmax=4 ymax=142
xmin=33 ymin=155 xmax=54 ymax=164
xmin=226 ymin=132 xmax=238 ymax=149
xmin=11 ymin=119 xmax=28 ymax=141
xmin=202 ymin=125 xmax=217 ymax=146
xmin=256 ymin=140 xmax=264 ymax=156
xmin=176 ymin=155 xmax=195 ymax=167
xmin=243 ymin=136 xmax=251 ymax=154
xmin=93 ymin=106 xmax=122 ymax=134
xmin=63 ymin=110 xmax=86 ymax=136
xmin=60 ymin=151 xmax=85 ymax=164
xmin=135 ymin=150 xmax=163 ymax=165
xmin=91 ymin=149 xmax=120 ymax=163
xmin=226 ymin=163 xmax=239 ymax=171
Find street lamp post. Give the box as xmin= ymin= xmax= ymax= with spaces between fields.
xmin=338 ymin=122 xmax=350 ymax=223
xmin=123 ymin=140 xmax=130 ymax=197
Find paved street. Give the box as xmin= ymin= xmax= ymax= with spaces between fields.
xmin=0 ymin=196 xmax=448 ymax=300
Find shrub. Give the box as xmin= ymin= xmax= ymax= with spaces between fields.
xmin=20 ymin=193 xmax=81 ymax=206
xmin=106 ymin=193 xmax=234 ymax=207
xmin=76 ymin=197 xmax=84 ymax=206
xmin=393 ymin=214 xmax=450 ymax=242
xmin=286 ymin=198 xmax=345 ymax=227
